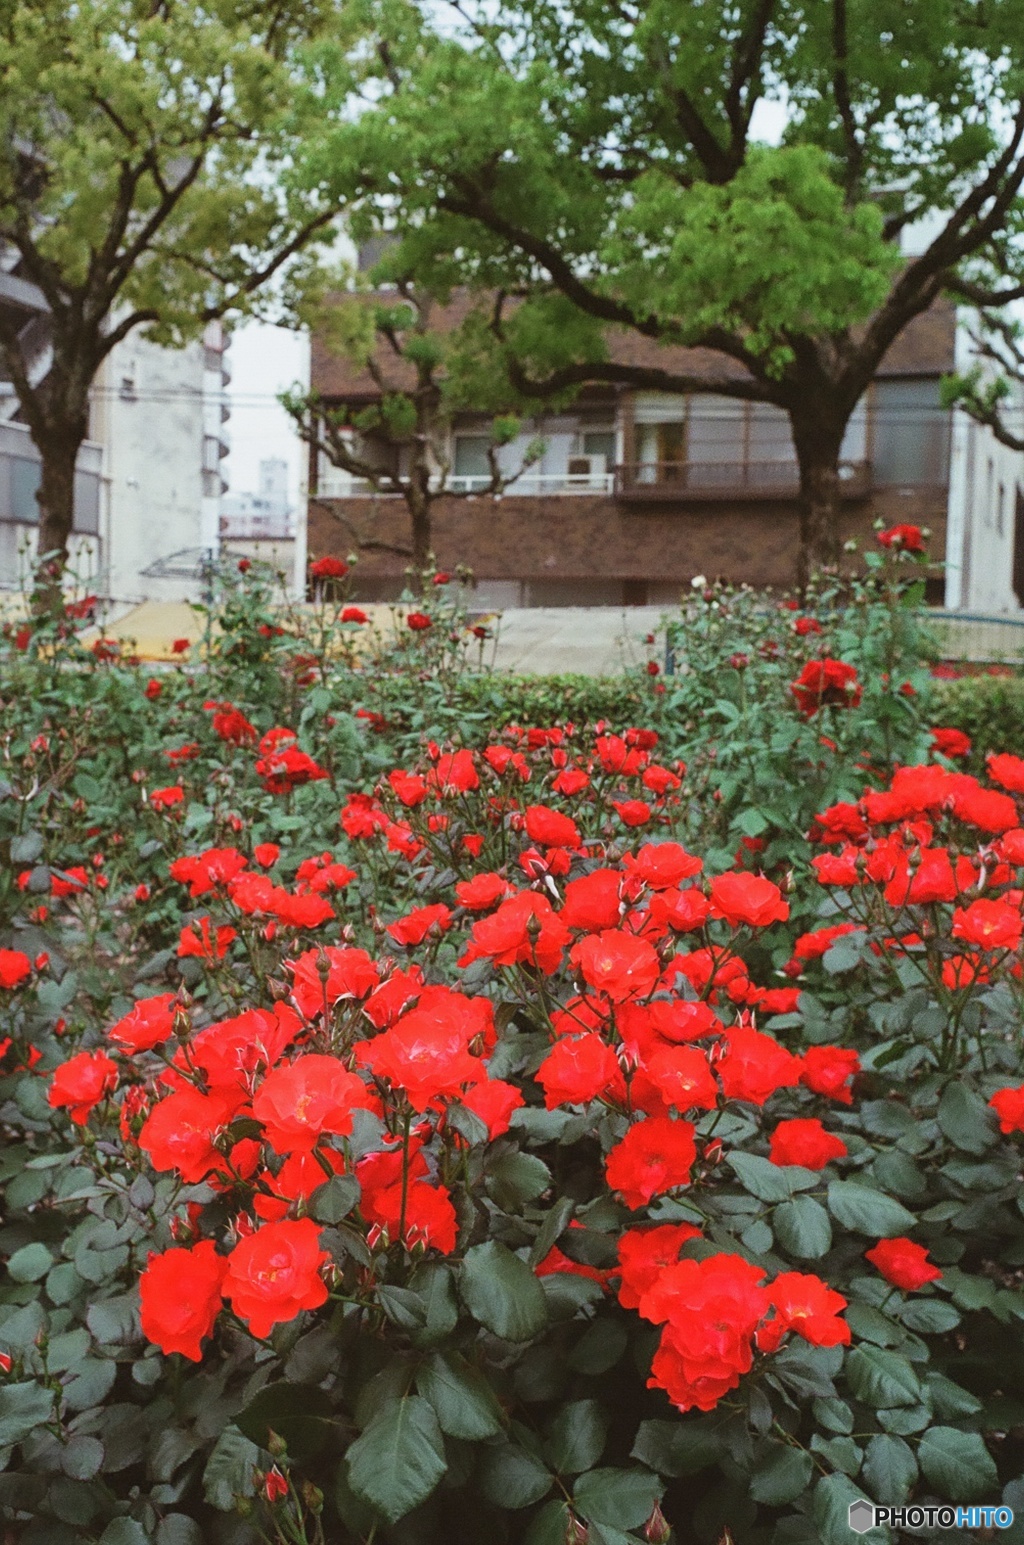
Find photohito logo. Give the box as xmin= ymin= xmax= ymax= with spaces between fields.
xmin=848 ymin=1500 xmax=1014 ymax=1533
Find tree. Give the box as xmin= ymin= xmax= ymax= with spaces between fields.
xmin=310 ymin=0 xmax=1024 ymax=590
xmin=283 ymin=271 xmax=543 ymax=579
xmin=942 ymin=308 xmax=1024 ymax=451
xmin=0 ymin=0 xmax=351 ymax=603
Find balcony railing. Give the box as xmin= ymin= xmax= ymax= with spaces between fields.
xmin=615 ymin=459 xmax=871 ymax=502
xmin=316 ymin=470 xmax=617 ymax=499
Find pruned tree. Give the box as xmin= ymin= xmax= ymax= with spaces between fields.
xmin=0 ymin=0 xmax=351 ymax=604
xmin=283 ymin=273 xmax=543 ymax=580
xmin=942 ymin=309 xmax=1024 ymax=452
xmin=310 ymin=0 xmax=1024 ymax=590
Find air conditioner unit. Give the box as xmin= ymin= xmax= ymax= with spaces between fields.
xmin=567 ymin=455 xmax=607 ymax=482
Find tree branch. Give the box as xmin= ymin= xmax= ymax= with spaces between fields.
xmin=831 ymin=0 xmax=863 ymax=200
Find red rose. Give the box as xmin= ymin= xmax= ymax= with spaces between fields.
xmin=363 ymin=1179 xmax=458 ymax=1253
xmin=407 ymin=611 xmax=432 ymax=631
xmin=612 ymin=798 xmax=652 ymax=827
xmin=237 ymin=558 xmax=251 ymax=573
xmin=458 ymin=1076 xmax=525 ymax=1137
xmin=536 ymin=1032 xmax=625 ymax=1109
xmin=356 ymin=986 xmax=489 ymax=1111
xmin=108 ymin=993 xmax=177 ymax=1054
xmin=790 ymin=658 xmax=862 ymax=714
xmin=455 ymin=872 xmax=511 ymax=911
xmin=758 ymin=1272 xmax=850 ymax=1351
xmin=877 ymin=523 xmax=925 ymax=552
xmin=224 ymin=1219 xmax=329 ymax=1337
xmin=171 ymin=638 xmax=191 ymax=655
xmin=144 ymin=678 xmax=163 ymax=700
xmin=149 ymin=785 xmax=185 ymax=812
xmin=524 ymin=804 xmax=581 ymax=849
xmin=0 ymin=949 xmax=32 ymax=990
xmin=623 ymin=842 xmax=702 ymax=890
xmin=716 ymin=1027 xmax=801 ymax=1106
xmin=570 ymin=929 xmax=660 ymax=1003
xmin=460 ymin=891 xmax=570 ymax=975
xmin=794 ymin=616 xmax=822 ymax=635
xmin=987 ymin=753 xmax=1024 ymax=793
xmin=709 ymin=872 xmax=789 ymax=928
xmin=48 ymin=1050 xmax=118 ymax=1124
xmin=252 ymin=1055 xmax=368 ymax=1154
xmin=341 ymin=606 xmax=368 ymax=623
xmin=177 ymin=918 xmax=237 ymax=960
xmin=140 ymin=1241 xmax=226 ymax=1360
xmin=639 ymin=1253 xmax=769 ymax=1412
xmin=253 ymin=843 xmax=280 ymax=868
xmin=768 ymin=1117 xmax=847 ymax=1169
xmin=605 ymin=1115 xmax=697 ymax=1209
xmin=139 ymin=1087 xmax=237 ymax=1182
xmin=616 ymin=1223 xmax=702 ymax=1309
xmin=386 ymin=903 xmax=452 ymax=947
xmin=800 ymin=1045 xmax=859 ymax=1104
xmin=310 ymin=556 xmax=348 ymax=579
xmin=990 ymin=1083 xmax=1024 ymax=1134
xmin=865 ymin=1237 xmax=942 ymax=1290
xmin=952 ymin=899 xmax=1022 ymax=952
xmin=289 ymin=945 xmax=380 ymax=1018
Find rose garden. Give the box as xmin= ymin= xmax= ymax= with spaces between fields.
xmin=0 ymin=535 xmax=1024 ymax=1544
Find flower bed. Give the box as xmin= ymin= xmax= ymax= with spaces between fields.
xmin=2 ymin=546 xmax=1024 ymax=1543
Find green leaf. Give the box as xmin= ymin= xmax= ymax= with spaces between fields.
xmin=896 ymin=1300 xmax=960 ymax=1334
xmin=6 ymin=1243 xmax=54 ymax=1284
xmin=407 ymin=1261 xmax=459 ymax=1347
xmin=937 ymin=1083 xmax=996 ymax=1155
xmin=478 ymin=1440 xmax=554 ymax=1508
xmin=727 ymin=1152 xmax=793 ymax=1201
xmin=308 ymin=1173 xmax=360 ymax=1224
xmin=97 ymin=1523 xmax=148 ymax=1545
xmin=9 ymin=831 xmax=44 ymax=863
xmin=631 ymin=1418 xmax=723 ymax=1477
xmin=846 ymin=1346 xmax=922 ymax=1409
xmin=60 ymin=1434 xmax=105 ymax=1480
xmin=0 ymin=1381 xmax=54 ymax=1446
xmin=814 ymin=1472 xmax=892 ymax=1545
xmin=862 ymin=1433 xmax=918 ymax=1504
xmin=750 ymin=1444 xmax=814 ymax=1505
xmin=826 ymin=1181 xmax=917 ymax=1236
xmin=546 ymin=1400 xmax=608 ymax=1475
xmin=774 ymin=1196 xmax=832 ymax=1258
xmin=346 ymin=1395 xmax=447 ymax=1524
xmin=486 ymin=1152 xmax=553 ymax=1210
xmin=63 ymin=1357 xmax=117 ymax=1412
xmin=86 ymin=1294 xmax=139 ymax=1346
xmin=236 ymin=1381 xmax=335 ymax=1461
xmin=202 ymin=1426 xmax=261 ymax=1511
xmin=528 ymin=1195 xmax=576 ymax=1268
xmin=918 ymin=1427 xmax=999 ymax=1502
xmin=567 ymin=1317 xmax=628 ymax=1375
xmin=416 ymin=1351 xmax=504 ymax=1440
xmin=155 ymin=1517 xmax=205 ymax=1545
xmin=460 ymin=1241 xmax=548 ymax=1341
xmin=573 ymin=1467 xmax=663 ymax=1530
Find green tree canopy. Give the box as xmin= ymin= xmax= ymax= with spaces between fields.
xmin=307 ymin=0 xmax=1024 ymax=587
xmin=0 ymin=0 xmax=356 ymax=593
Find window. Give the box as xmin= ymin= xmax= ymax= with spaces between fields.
xmin=582 ymin=430 xmax=615 ymax=463
xmin=871 ymin=379 xmax=951 ymax=485
xmin=453 ymin=436 xmax=492 ymax=480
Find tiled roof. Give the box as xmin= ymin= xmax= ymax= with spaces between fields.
xmin=310 ymin=291 xmax=958 ymax=400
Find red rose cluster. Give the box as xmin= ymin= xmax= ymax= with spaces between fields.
xmin=803 ymin=754 xmax=1024 ymax=996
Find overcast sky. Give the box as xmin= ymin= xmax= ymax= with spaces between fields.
xmin=223 ymin=321 xmax=310 ymax=510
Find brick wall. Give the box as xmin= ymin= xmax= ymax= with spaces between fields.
xmin=308 ymin=488 xmax=949 ymax=599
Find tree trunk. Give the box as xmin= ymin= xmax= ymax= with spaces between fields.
xmin=789 ymin=410 xmax=847 ymax=599
xmin=33 ymin=427 xmax=84 ymax=615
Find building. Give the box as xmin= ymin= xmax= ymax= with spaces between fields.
xmin=220 ymin=457 xmax=294 ymax=540
xmin=0 ymin=246 xmax=230 ymax=602
xmin=306 ymin=295 xmax=1024 ymax=610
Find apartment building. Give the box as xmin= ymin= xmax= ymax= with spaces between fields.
xmin=307 ymin=296 xmax=1024 ymax=610
xmin=0 ymin=250 xmax=229 ymax=602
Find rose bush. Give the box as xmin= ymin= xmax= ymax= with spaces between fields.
xmin=1 ymin=546 xmax=1024 ymax=1543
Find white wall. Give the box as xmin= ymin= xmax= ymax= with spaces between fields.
xmin=946 ymin=313 xmax=1024 ymax=613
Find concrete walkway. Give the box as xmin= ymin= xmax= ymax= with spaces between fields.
xmin=486 ymin=607 xmax=667 ymax=675
xmin=42 ymin=597 xmax=669 ymax=675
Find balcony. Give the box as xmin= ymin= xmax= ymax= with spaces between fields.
xmin=614 ymin=459 xmax=871 ymax=503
